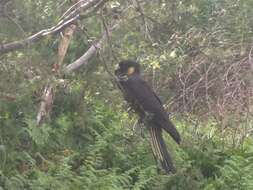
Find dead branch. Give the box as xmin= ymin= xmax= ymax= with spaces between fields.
xmin=0 ymin=0 xmax=107 ymax=54
xmin=36 ymin=24 xmax=77 ymax=125
xmin=37 ymin=0 xmax=80 ymax=126
xmin=36 ymin=85 xmax=54 ymax=125
xmin=64 ymin=22 xmax=120 ymax=74
xmin=36 ymin=1 xmax=79 ymax=125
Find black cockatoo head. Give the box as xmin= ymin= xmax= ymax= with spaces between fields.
xmin=115 ymin=60 xmax=140 ymax=79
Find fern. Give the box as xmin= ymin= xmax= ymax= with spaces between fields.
xmin=25 ymin=119 xmax=50 ymax=146
xmin=208 ymin=139 xmax=253 ymax=190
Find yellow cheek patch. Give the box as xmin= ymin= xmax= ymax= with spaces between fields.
xmin=127 ymin=67 xmax=135 ymax=75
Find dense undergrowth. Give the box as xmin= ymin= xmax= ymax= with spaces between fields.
xmin=1 ymin=91 xmax=253 ymax=190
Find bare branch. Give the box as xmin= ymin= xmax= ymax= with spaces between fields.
xmin=58 ymin=0 xmax=105 ymax=25
xmin=60 ymin=0 xmax=88 ymax=20
xmin=37 ymin=8 xmax=78 ymax=125
xmin=0 ymin=0 xmax=107 ymax=54
xmin=36 ymin=85 xmax=54 ymax=125
xmin=64 ymin=22 xmax=120 ymax=74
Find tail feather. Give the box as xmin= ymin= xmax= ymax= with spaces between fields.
xmin=149 ymin=126 xmax=176 ymax=174
xmin=157 ymin=118 xmax=181 ymax=144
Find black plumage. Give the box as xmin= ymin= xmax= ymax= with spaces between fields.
xmin=115 ymin=60 xmax=181 ymax=174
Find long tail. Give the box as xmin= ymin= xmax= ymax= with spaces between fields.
xmin=157 ymin=118 xmax=181 ymax=144
xmin=149 ymin=126 xmax=176 ymax=174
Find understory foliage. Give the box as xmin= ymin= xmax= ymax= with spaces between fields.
xmin=1 ymin=93 xmax=253 ymax=190
xmin=0 ymin=0 xmax=253 ymax=189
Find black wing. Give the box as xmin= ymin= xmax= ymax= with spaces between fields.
xmin=123 ymin=75 xmax=165 ymax=115
xmin=121 ymin=75 xmax=181 ymax=144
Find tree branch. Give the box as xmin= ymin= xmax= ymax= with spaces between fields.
xmin=64 ymin=22 xmax=119 ymax=74
xmin=36 ymin=0 xmax=80 ymax=126
xmin=0 ymin=0 xmax=106 ymax=54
